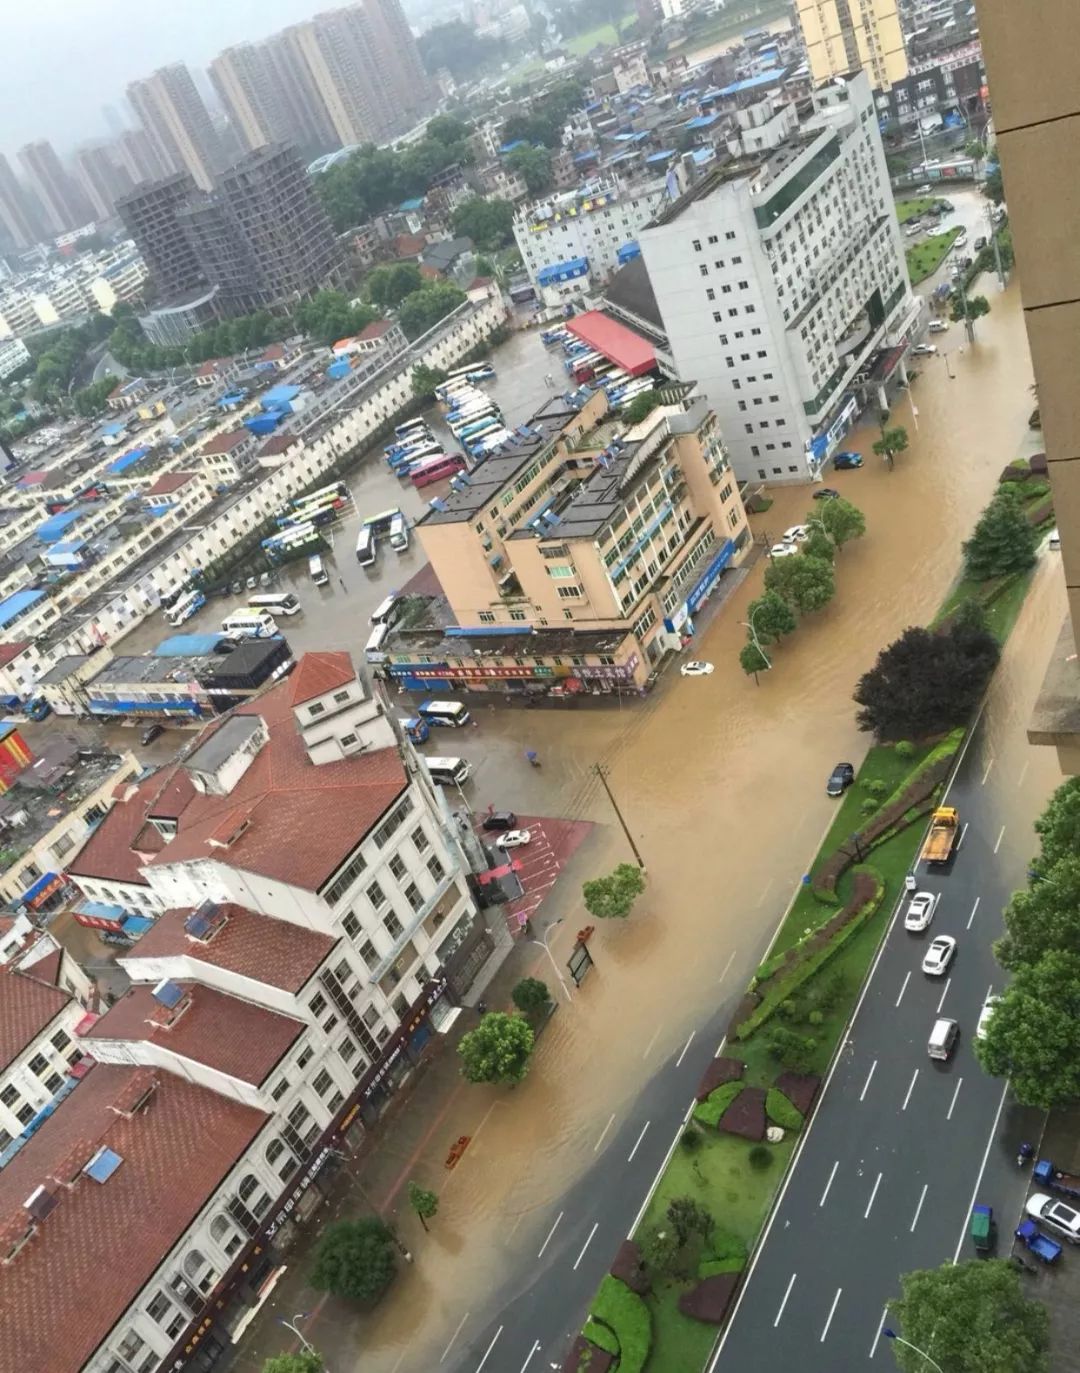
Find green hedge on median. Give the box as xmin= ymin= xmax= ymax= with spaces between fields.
xmin=693 ymin=1081 xmax=743 ymax=1129
xmin=765 ymin=1089 xmax=804 ymax=1132
xmin=589 ymin=1276 xmax=652 ymax=1373
xmin=582 ymin=1319 xmax=619 ymax=1356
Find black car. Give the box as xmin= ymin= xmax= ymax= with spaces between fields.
xmin=813 ymin=487 xmax=840 ymax=501
xmin=482 ymin=810 xmax=519 ymax=832
xmin=141 ymin=723 xmax=165 ymax=746
xmin=827 ymin=763 xmax=855 ymax=797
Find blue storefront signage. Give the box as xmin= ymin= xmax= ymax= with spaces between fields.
xmin=686 ymin=540 xmax=734 ymax=614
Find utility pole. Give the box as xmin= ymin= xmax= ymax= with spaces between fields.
xmin=594 ymin=763 xmax=646 ymax=870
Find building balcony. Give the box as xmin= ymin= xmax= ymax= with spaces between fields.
xmin=372 ymin=875 xmax=458 ymax=983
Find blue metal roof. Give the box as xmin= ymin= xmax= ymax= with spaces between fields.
xmin=398 ymin=196 xmax=425 ymax=211
xmin=536 ymin=257 xmax=589 ymax=286
xmin=573 ymin=149 xmax=599 ymax=163
xmin=617 ymin=241 xmax=641 ymax=263
xmin=684 ymin=112 xmax=721 ymax=130
xmin=645 ymin=149 xmax=676 ymax=164
xmin=36 ymin=509 xmax=84 ymax=543
xmin=106 ymin=446 xmax=149 ymax=474
xmin=500 ymin=139 xmax=527 ymax=153
xmin=0 ymin=588 xmax=45 ymax=629
xmin=716 ymin=67 xmax=786 ymax=96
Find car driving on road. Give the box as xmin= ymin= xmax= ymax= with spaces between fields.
xmin=681 ymin=660 xmax=715 ymax=677
xmin=812 ymin=487 xmax=840 ymax=501
xmin=826 ymin=763 xmax=855 ymax=797
xmin=921 ymin=934 xmax=956 ymax=976
xmin=904 ymin=891 xmax=936 ymax=931
xmin=1026 ymin=1194 xmax=1080 ymax=1243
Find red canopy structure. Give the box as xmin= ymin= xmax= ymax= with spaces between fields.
xmin=566 ymin=311 xmax=655 ymax=376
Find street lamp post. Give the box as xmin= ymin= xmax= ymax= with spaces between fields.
xmin=278 ymin=1311 xmax=318 ymax=1357
xmin=882 ymin=1329 xmax=945 ymax=1373
xmin=741 ymin=606 xmax=773 ymax=671
xmin=528 ymin=917 xmax=572 ymax=1004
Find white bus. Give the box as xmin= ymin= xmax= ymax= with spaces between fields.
xmin=356 ymin=525 xmax=376 ymax=566
xmin=365 ymin=623 xmax=389 ymax=663
xmin=445 ymin=362 xmax=488 ymax=381
xmin=437 ymin=377 xmax=473 ymax=398
xmin=248 ymin=592 xmax=301 ymax=616
xmin=308 ymin=554 xmax=329 ymax=586
xmin=389 ymin=512 xmax=409 ymax=552
xmin=395 ymin=416 xmax=430 ymax=440
xmin=418 ymin=699 xmax=471 ymax=727
xmin=222 ymin=610 xmax=278 ymax=640
xmin=425 ymin=756 xmax=472 ymax=787
xmin=166 ymin=589 xmax=206 ymax=626
xmin=370 ymin=595 xmax=400 ymax=626
xmin=292 ymin=480 xmax=347 ymax=509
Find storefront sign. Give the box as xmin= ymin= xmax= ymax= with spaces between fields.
xmin=686 ymin=541 xmax=735 ymax=615
xmin=393 ymin=664 xmax=558 ymax=681
xmin=264 ymin=1145 xmax=332 ymax=1239
xmin=575 ymin=655 xmax=640 ymax=682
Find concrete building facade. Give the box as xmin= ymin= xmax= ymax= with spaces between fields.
xmin=0 ymin=154 xmax=42 ymax=249
xmin=17 ymin=141 xmax=90 ymax=236
xmin=127 ymin=64 xmax=222 ymax=193
xmin=638 ymin=72 xmax=917 ymax=484
xmin=796 ymin=0 xmax=908 ymax=90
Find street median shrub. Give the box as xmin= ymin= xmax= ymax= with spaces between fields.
xmin=588 ymin=1277 xmax=651 ymax=1373
xmin=765 ymin=1088 xmax=804 ymax=1131
xmin=693 ymin=1081 xmax=743 ymax=1128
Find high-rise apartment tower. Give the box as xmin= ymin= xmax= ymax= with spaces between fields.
xmin=127 ymin=64 xmax=222 ymax=191
xmin=795 ymin=0 xmax=908 ymax=90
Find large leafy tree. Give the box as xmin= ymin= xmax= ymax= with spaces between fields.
xmin=582 ymin=862 xmax=646 ymax=919
xmin=975 ymin=949 xmax=1080 ymax=1109
xmin=310 ymin=1218 xmax=396 ymax=1304
xmin=888 ymin=1260 xmax=1049 ymax=1373
xmin=411 ymin=363 xmax=447 ymax=399
xmin=951 ymin=292 xmax=991 ymax=325
xmin=739 ymin=640 xmax=771 ymax=678
xmin=764 ymin=553 xmax=835 ymax=615
xmin=511 ymin=977 xmax=551 ymax=1014
xmin=418 ymin=20 xmax=506 ymax=81
xmin=264 ymin=1356 xmax=324 ymax=1373
xmin=365 ymin=263 xmax=423 ymax=309
xmin=1034 ymin=777 xmax=1080 ymax=868
xmin=458 ymin=1012 xmax=535 ymax=1084
xmin=746 ymin=590 xmax=796 ymax=643
xmin=399 ymin=283 xmax=467 ymax=341
xmin=810 ymin=496 xmax=865 ymax=548
xmin=407 ymin=1181 xmax=439 ymax=1231
xmin=451 ymin=197 xmax=515 ymax=251
xmin=507 ymin=145 xmax=553 ymax=194
xmin=962 ymin=490 xmax=1038 ymax=581
xmin=853 ymin=621 xmax=999 ymax=740
xmin=872 ymin=425 xmax=908 ymax=468
xmin=996 ymin=854 xmax=1080 ymax=971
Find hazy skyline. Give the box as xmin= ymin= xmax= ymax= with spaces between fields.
xmin=1 ymin=0 xmax=351 ymax=159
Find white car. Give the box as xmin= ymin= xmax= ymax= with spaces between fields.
xmin=769 ymin=542 xmax=799 ymax=559
xmin=904 ymin=891 xmax=936 ymax=932
xmin=1026 ymin=1194 xmax=1080 ymax=1243
xmin=1049 ymin=527 xmax=1061 ymax=552
xmin=922 ymin=934 xmax=956 ymax=977
xmin=928 ymin=319 xmax=948 ymax=333
xmin=782 ymin=525 xmax=808 ymax=544
xmin=976 ymin=993 xmax=1000 ymax=1040
xmin=904 ymin=224 xmax=922 ymax=238
xmin=911 ymin=343 xmax=937 ymax=356
xmin=681 ymin=661 xmax=715 ymax=677
xmin=955 ymin=231 xmax=968 ymax=248
xmin=496 ymin=829 xmax=532 ymax=849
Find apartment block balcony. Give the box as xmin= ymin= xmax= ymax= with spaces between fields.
xmin=372 ymin=875 xmax=458 ymax=984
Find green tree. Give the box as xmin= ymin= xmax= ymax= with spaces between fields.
xmin=872 ymin=425 xmax=909 ymax=469
xmin=812 ymin=496 xmax=866 ymax=547
xmin=889 ymin=1260 xmax=1049 ymax=1373
xmin=623 ymin=391 xmax=661 ymax=425
xmin=457 ymin=1011 xmax=534 ymax=1084
xmin=853 ymin=621 xmax=999 ymax=740
xmin=511 ymin=977 xmax=551 ymax=1014
xmin=1034 ymin=777 xmax=1080 ymax=868
xmin=640 ymin=1224 xmax=680 ymax=1277
xmin=802 ymin=530 xmax=835 ymax=563
xmin=365 ymin=262 xmax=423 ymax=308
xmin=451 ymin=197 xmax=515 ymax=251
xmin=667 ymin=1196 xmax=713 ymax=1247
xmin=951 ymin=292 xmax=991 ymax=325
xmin=739 ymin=640 xmax=771 ymax=678
xmin=310 ymin=1218 xmax=396 ymax=1304
xmin=407 ymin=1181 xmax=439 ymax=1232
xmin=72 ymin=376 xmax=117 ymax=417
xmin=427 ymin=115 xmax=470 ymax=146
xmin=411 ymin=363 xmax=447 ymax=399
xmin=964 ymin=138 xmax=986 ymax=167
xmin=962 ymin=490 xmax=1038 ymax=581
xmin=976 ymin=949 xmax=1080 ymax=1109
xmin=983 ymin=163 xmax=1005 ymax=204
xmin=263 ymin=1356 xmax=323 ymax=1373
xmin=506 ymin=144 xmax=553 ymax=194
xmin=399 ymin=283 xmax=467 ymax=341
xmin=764 ymin=553 xmax=835 ymax=615
xmin=582 ymin=862 xmax=646 ymax=919
xmin=767 ymin=1027 xmax=817 ymax=1073
xmin=746 ymin=590 xmax=796 ymax=643
xmin=996 ymin=853 xmax=1080 ymax=972
xmin=418 ymin=20 xmax=506 ymax=81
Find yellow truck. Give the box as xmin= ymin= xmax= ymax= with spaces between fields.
xmin=922 ymin=806 xmax=960 ymax=865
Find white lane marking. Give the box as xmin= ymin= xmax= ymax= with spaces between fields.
xmin=629 ymin=1115 xmax=684 ymax=1237
xmin=440 ymin=1313 xmax=469 ymax=1363
xmin=947 ymin=1077 xmax=963 ymax=1121
xmin=958 ymin=821 xmax=970 ymax=849
xmin=870 ymin=1306 xmax=888 ymax=1358
xmin=593 ymin=1113 xmax=615 ymax=1153
xmin=994 ymin=824 xmax=1006 ymax=854
xmin=967 ymin=896 xmax=981 ymax=930
xmin=717 ymin=948 xmax=737 ymax=987
xmin=981 ymin=757 xmax=994 ymax=786
xmin=475 ymin=1326 xmax=503 ymax=1372
xmin=537 ymin=1212 xmax=563 ymax=1258
xmin=676 ymin=1032 xmax=696 ymax=1068
xmin=628 ymin=1121 xmax=651 ymax=1162
xmin=859 ymin=1059 xmax=878 ymax=1102
xmin=864 ymin=1171 xmax=883 ymax=1220
xmin=642 ymin=1026 xmax=661 ymax=1060
xmin=1018 ymin=759 xmax=1030 ymax=787
xmin=910 ymin=1183 xmax=928 ymax=1233
xmin=774 ymin=1272 xmax=797 ymax=1327
xmin=573 ymin=1221 xmax=599 ymax=1271
xmin=936 ymin=977 xmax=951 ymax=1014
xmin=757 ymin=878 xmax=774 ymax=908
xmin=902 ymin=1069 xmax=919 ymax=1111
xmin=895 ymin=971 xmax=912 ymax=1007
xmin=820 ymin=1159 xmax=839 ymax=1208
xmin=519 ymin=1338 xmax=540 ymax=1372
xmin=821 ymin=1287 xmax=843 ymax=1343
xmin=953 ymin=1079 xmax=1011 ymax=1263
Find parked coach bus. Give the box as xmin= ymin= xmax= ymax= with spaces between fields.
xmin=248 ymin=592 xmax=301 ymax=616
xmin=425 ymin=756 xmax=472 ymax=787
xmin=221 ymin=610 xmax=278 ymax=640
xmin=356 ymin=525 xmax=376 ymax=566
xmin=418 ymin=700 xmax=471 ymax=727
xmin=411 ymin=454 xmax=466 ymax=487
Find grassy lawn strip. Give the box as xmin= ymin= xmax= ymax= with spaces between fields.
xmin=590 ymin=1276 xmax=651 ymax=1373
xmin=906 ymin=226 xmax=962 ymax=284
xmin=895 ymin=196 xmax=939 ymax=224
xmin=565 ymin=21 xmax=621 ymax=53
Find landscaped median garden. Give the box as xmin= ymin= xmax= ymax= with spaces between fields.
xmin=905 ymin=224 xmax=962 ymax=285
xmin=559 ymin=470 xmax=1056 ymax=1373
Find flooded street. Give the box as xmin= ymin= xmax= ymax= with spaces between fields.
xmin=228 ymin=275 xmax=1061 ymax=1373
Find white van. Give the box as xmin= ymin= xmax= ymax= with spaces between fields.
xmin=928 ymin=1017 xmax=958 ymax=1061
xmin=308 ymin=554 xmax=329 ymax=586
xmin=928 ymin=319 xmax=948 ymax=334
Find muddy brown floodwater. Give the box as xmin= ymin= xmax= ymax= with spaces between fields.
xmin=303 ymin=281 xmax=1056 ymax=1369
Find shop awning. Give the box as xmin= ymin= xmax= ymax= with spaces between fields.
xmin=22 ymin=872 xmax=63 ymax=908
xmin=566 ymin=311 xmax=655 ymax=376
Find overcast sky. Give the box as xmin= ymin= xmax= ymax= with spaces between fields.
xmin=1 ymin=0 xmax=340 ymax=159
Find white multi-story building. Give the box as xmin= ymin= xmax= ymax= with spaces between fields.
xmin=639 ymin=70 xmax=918 ymax=485
xmin=0 ymin=336 xmax=30 ymax=379
xmin=514 ymin=175 xmax=669 ymax=291
xmin=0 ymin=651 xmax=504 ymax=1373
